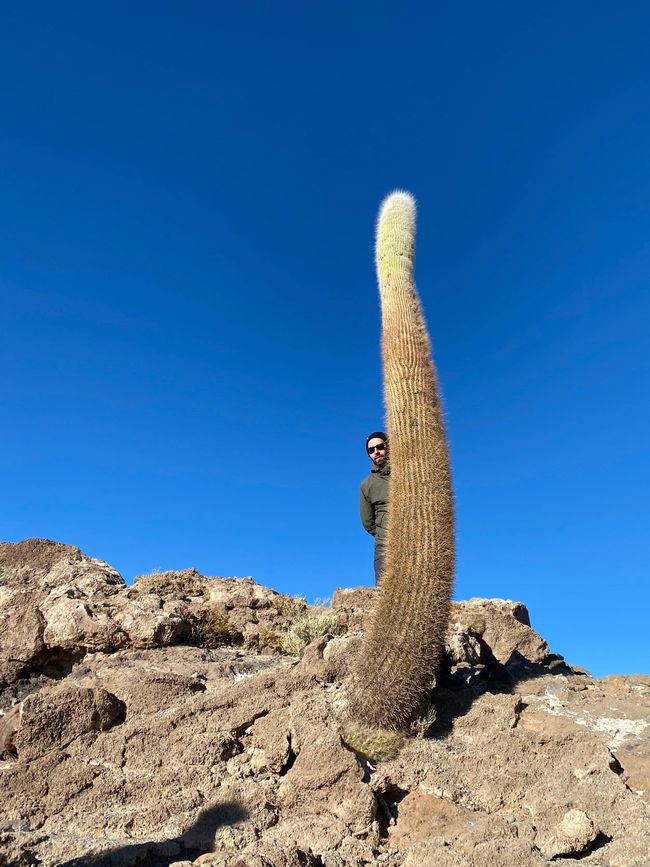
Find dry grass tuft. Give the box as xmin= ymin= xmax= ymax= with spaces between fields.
xmin=281 ymin=611 xmax=338 ymax=655
xmin=270 ymin=593 xmax=308 ymax=621
xmin=134 ymin=569 xmax=207 ymax=600
xmin=194 ymin=606 xmax=242 ymax=648
xmin=449 ymin=602 xmax=486 ymax=636
xmin=256 ymin=627 xmax=285 ymax=654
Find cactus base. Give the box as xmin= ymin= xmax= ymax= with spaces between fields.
xmin=341 ymin=721 xmax=405 ymax=763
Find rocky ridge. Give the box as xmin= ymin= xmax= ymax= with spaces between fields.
xmin=1 ymin=539 xmax=649 ymax=867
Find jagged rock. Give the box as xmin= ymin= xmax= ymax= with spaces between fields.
xmin=275 ymin=692 xmax=375 ymax=837
xmin=453 ymin=598 xmax=549 ymax=667
xmin=0 ymin=704 xmax=21 ymax=759
xmin=1 ymin=539 xmax=649 ymax=867
xmin=15 ymin=684 xmax=125 ymax=761
xmin=519 ymin=671 xmax=650 ymax=808
xmin=613 ymin=738 xmax=650 ymax=802
xmin=401 ymin=818 xmax=540 ymax=867
xmin=445 ymin=621 xmax=483 ymax=667
xmin=330 ymin=587 xmax=375 ymax=633
xmin=193 ymin=843 xmax=321 ymax=866
xmin=0 ymin=538 xmax=128 ymax=687
xmin=322 ymin=633 xmax=361 ymax=680
xmin=387 ymin=789 xmax=477 ymax=847
xmin=249 ymin=706 xmax=292 ymax=774
xmin=111 ymin=592 xmax=194 ymax=648
xmin=0 ymin=539 xmax=327 ymax=695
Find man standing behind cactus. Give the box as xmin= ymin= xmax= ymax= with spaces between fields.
xmin=360 ymin=432 xmax=390 ymax=583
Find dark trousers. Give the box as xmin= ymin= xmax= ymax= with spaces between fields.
xmin=374 ymin=545 xmax=385 ymax=584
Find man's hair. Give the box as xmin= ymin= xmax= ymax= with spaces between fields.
xmin=365 ymin=431 xmax=388 ymax=451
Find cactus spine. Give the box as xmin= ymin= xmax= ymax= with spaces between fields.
xmin=346 ymin=191 xmax=455 ymax=738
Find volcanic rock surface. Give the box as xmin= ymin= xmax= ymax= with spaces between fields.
xmin=1 ymin=539 xmax=649 ymax=867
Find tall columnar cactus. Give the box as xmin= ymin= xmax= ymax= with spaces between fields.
xmin=346 ymin=191 xmax=455 ymax=749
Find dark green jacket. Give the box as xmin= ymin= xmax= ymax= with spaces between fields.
xmin=360 ymin=462 xmax=390 ymax=545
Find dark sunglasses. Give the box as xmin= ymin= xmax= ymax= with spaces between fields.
xmin=367 ymin=443 xmax=386 ymax=454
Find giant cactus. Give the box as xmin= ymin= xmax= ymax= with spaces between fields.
xmin=345 ymin=191 xmax=455 ymax=753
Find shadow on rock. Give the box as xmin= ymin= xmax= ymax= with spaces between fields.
xmin=426 ymin=648 xmax=585 ymax=739
xmin=59 ymin=801 xmax=248 ymax=867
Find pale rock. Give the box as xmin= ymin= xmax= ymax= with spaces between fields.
xmin=536 ymin=807 xmax=597 ymax=857
xmin=461 ymin=597 xmax=549 ymax=665
xmin=330 ymin=586 xmax=375 ymax=633
xmin=388 ymin=789 xmax=476 ymax=847
xmin=0 ymin=704 xmax=21 ymax=758
xmin=0 ymin=538 xmax=125 ymax=685
xmin=445 ymin=621 xmax=483 ymax=666
xmin=322 ymin=633 xmax=361 ymax=679
xmin=41 ymin=591 xmax=129 ymax=654
xmin=249 ymin=706 xmax=292 ymax=773
xmin=612 ymin=739 xmax=650 ymax=801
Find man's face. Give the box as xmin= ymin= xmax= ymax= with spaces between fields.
xmin=367 ymin=437 xmax=388 ymax=467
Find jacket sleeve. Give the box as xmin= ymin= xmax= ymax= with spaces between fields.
xmin=360 ymin=485 xmax=376 ymax=536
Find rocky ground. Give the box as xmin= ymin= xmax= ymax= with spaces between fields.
xmin=1 ymin=538 xmax=649 ymax=867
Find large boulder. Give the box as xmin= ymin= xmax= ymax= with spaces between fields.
xmin=448 ymin=597 xmax=549 ymax=667
xmin=0 ymin=539 xmax=127 ymax=686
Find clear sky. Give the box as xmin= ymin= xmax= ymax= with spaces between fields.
xmin=2 ymin=3 xmax=648 ymax=677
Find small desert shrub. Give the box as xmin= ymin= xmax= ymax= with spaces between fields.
xmin=270 ymin=593 xmax=308 ymax=622
xmin=256 ymin=627 xmax=285 ymax=654
xmin=281 ymin=611 xmax=339 ymax=656
xmin=195 ymin=606 xmax=242 ymax=648
xmin=134 ymin=569 xmax=207 ymax=600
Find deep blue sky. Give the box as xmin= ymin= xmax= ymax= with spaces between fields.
xmin=2 ymin=3 xmax=648 ymax=677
